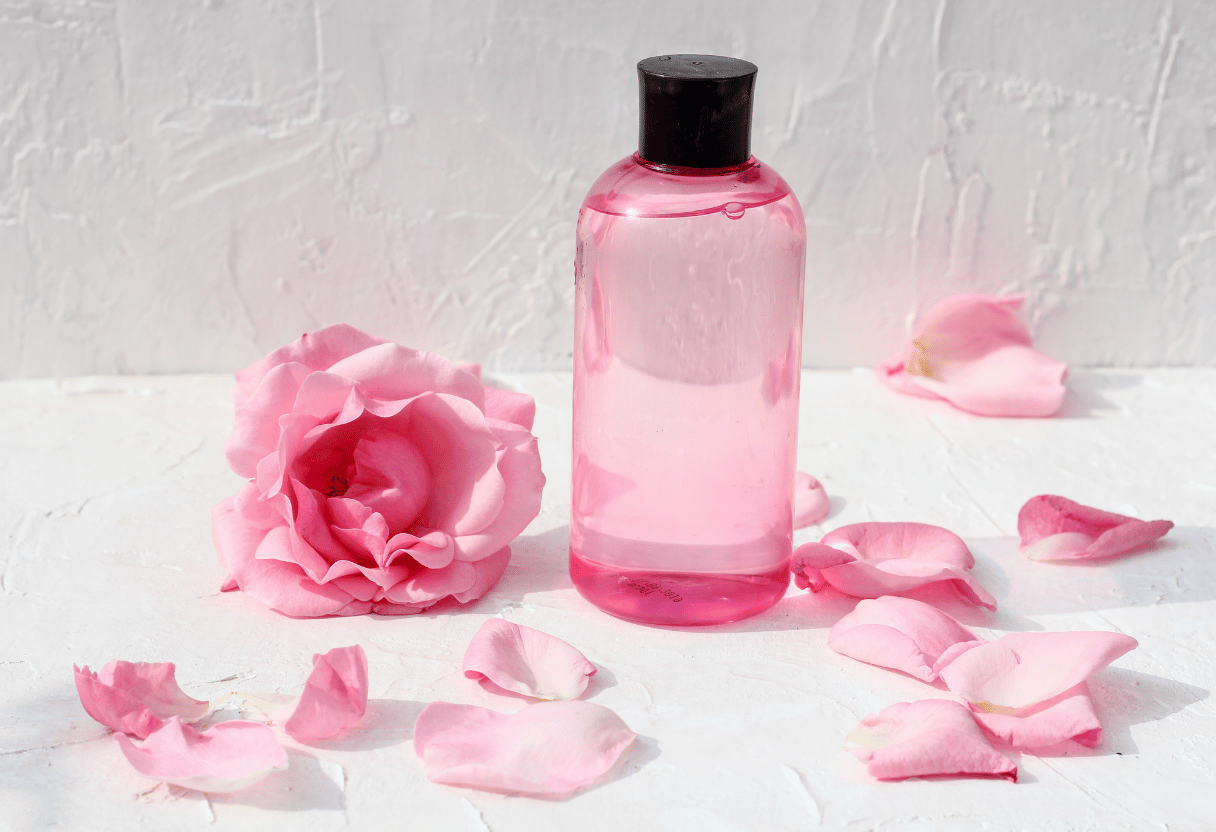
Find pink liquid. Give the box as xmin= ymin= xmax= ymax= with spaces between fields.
xmin=571 ymin=155 xmax=806 ymax=626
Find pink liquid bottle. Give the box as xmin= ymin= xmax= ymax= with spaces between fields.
xmin=570 ymin=55 xmax=807 ymax=625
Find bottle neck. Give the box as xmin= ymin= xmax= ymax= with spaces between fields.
xmin=632 ymin=152 xmax=758 ymax=177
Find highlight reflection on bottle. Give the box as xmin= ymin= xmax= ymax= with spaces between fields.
xmin=570 ymin=55 xmax=807 ymax=626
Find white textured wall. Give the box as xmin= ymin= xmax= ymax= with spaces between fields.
xmin=2 ymin=0 xmax=1214 ymax=377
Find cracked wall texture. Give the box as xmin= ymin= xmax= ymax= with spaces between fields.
xmin=2 ymin=0 xmax=1214 ymax=376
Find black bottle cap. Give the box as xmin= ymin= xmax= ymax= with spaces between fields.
xmin=637 ymin=54 xmax=758 ymax=169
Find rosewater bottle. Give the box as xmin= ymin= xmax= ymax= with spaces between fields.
xmin=570 ymin=55 xmax=806 ymax=626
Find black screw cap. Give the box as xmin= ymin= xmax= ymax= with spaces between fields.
xmin=637 ymin=54 xmax=758 ymax=169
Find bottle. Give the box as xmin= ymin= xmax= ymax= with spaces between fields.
xmin=570 ymin=55 xmax=807 ymax=626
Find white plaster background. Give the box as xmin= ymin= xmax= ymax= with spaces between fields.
xmin=2 ymin=0 xmax=1214 ymax=377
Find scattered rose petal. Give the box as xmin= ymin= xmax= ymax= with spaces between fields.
xmin=931 ymin=639 xmax=986 ymax=677
xmin=827 ymin=596 xmax=982 ymax=682
xmin=794 ymin=472 xmax=830 ymax=528
xmin=938 ymin=630 xmax=1138 ymax=712
xmin=821 ymin=522 xmax=975 ymax=568
xmin=971 ymin=682 xmax=1103 ymax=749
xmin=414 ymin=701 xmax=636 ymax=797
xmin=115 ymin=717 xmax=289 ymax=793
xmin=280 ymin=645 xmax=369 ymax=740
xmin=876 ymin=294 xmax=1067 ymax=417
xmin=846 ymin=699 xmax=1016 ymax=782
xmin=74 ymin=662 xmax=209 ymax=739
xmin=1018 ymin=495 xmax=1174 ymax=562
xmin=792 ymin=523 xmax=996 ymax=610
xmin=791 ymin=542 xmax=856 ymax=591
xmin=462 ymin=619 xmax=596 ymax=701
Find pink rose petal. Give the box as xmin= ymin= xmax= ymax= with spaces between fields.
xmin=1018 ymin=495 xmax=1174 ymax=562
xmin=484 ymin=386 xmax=537 ymax=431
xmin=819 ymin=559 xmax=998 ymax=611
xmin=876 ymin=294 xmax=1067 ymax=417
xmin=281 ymin=645 xmax=369 ymax=740
xmin=821 ymin=522 xmax=975 ymax=569
xmin=970 ymin=682 xmax=1103 ymax=749
xmin=827 ymin=597 xmax=981 ymax=682
xmin=74 ymin=661 xmax=209 ymax=739
xmin=233 ymin=324 xmax=389 ymax=410
xmin=115 ymin=717 xmax=288 ymax=793
xmin=846 ymin=699 xmax=1016 ymax=782
xmin=414 ymin=701 xmax=636 ymax=797
xmin=795 ymin=523 xmax=996 ymax=609
xmin=793 ymin=472 xmax=830 ymax=528
xmin=938 ymin=630 xmax=1138 ymax=712
xmin=791 ymin=542 xmax=856 ymax=591
xmin=463 ymin=620 xmax=596 ymax=701
xmin=931 ymin=639 xmax=987 ymax=677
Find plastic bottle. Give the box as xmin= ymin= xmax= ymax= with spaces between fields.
xmin=570 ymin=55 xmax=807 ymax=626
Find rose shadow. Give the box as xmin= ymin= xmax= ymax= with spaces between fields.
xmin=290 ymin=698 xmax=425 ymax=752
xmin=204 ymin=747 xmax=345 ymax=812
xmin=413 ymin=525 xmax=576 ymax=619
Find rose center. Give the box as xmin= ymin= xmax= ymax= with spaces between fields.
xmin=326 ymin=474 xmax=350 ymax=498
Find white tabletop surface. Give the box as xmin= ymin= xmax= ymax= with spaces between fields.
xmin=2 ymin=369 xmax=1214 ymax=831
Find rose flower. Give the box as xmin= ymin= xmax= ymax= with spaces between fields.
xmin=212 ymin=325 xmax=545 ymax=617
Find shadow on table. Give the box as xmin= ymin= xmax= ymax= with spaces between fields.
xmin=416 ymin=525 xmax=575 ymax=618
xmin=1088 ymin=668 xmax=1209 ymax=757
xmin=207 ymin=747 xmax=346 ymax=812
xmin=0 ymin=682 xmax=105 ymax=829
xmin=648 ymin=524 xmax=1215 ymax=635
xmin=1010 ymin=668 xmax=1211 ymax=762
xmin=969 ymin=527 xmax=1216 ymax=619
xmin=294 ymin=698 xmax=425 ymax=753
xmin=1055 ymin=371 xmax=1143 ymax=419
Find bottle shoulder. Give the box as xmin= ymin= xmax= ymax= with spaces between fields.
xmin=581 ymin=153 xmax=801 ymax=220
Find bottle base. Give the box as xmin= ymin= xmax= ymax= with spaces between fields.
xmin=569 ymin=550 xmax=790 ymax=627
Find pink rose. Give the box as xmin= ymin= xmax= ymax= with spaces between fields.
xmin=212 ymin=324 xmax=545 ymax=617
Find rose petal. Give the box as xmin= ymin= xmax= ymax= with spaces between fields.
xmin=938 ymin=630 xmax=1138 ymax=712
xmin=818 ymin=558 xmax=998 ymax=610
xmin=827 ymin=597 xmax=980 ymax=682
xmin=74 ymin=661 xmax=209 ymax=739
xmin=821 ymin=522 xmax=975 ymax=569
xmin=325 ymin=342 xmax=486 ymax=412
xmin=1018 ymin=495 xmax=1173 ymax=561
xmin=845 ymin=699 xmax=1016 ymax=781
xmin=876 ymin=294 xmax=1067 ymax=417
xmin=483 ymin=387 xmax=537 ymax=431
xmin=970 ymin=682 xmax=1103 ymax=749
xmin=233 ymin=323 xmax=389 ymax=409
xmin=793 ymin=472 xmax=829 ymax=528
xmin=791 ymin=542 xmax=855 ymax=590
xmin=281 ymin=645 xmax=369 ymax=740
xmin=115 ymin=717 xmax=289 ymax=793
xmin=448 ymin=421 xmax=546 ymax=564
xmin=213 ymin=498 xmax=368 ymax=617
xmin=342 ymin=430 xmax=432 ymax=534
xmin=451 ymin=545 xmax=513 ymax=605
xmin=931 ymin=639 xmax=987 ymax=677
xmin=414 ymin=701 xmax=636 ymax=797
xmin=463 ymin=620 xmax=596 ymax=701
